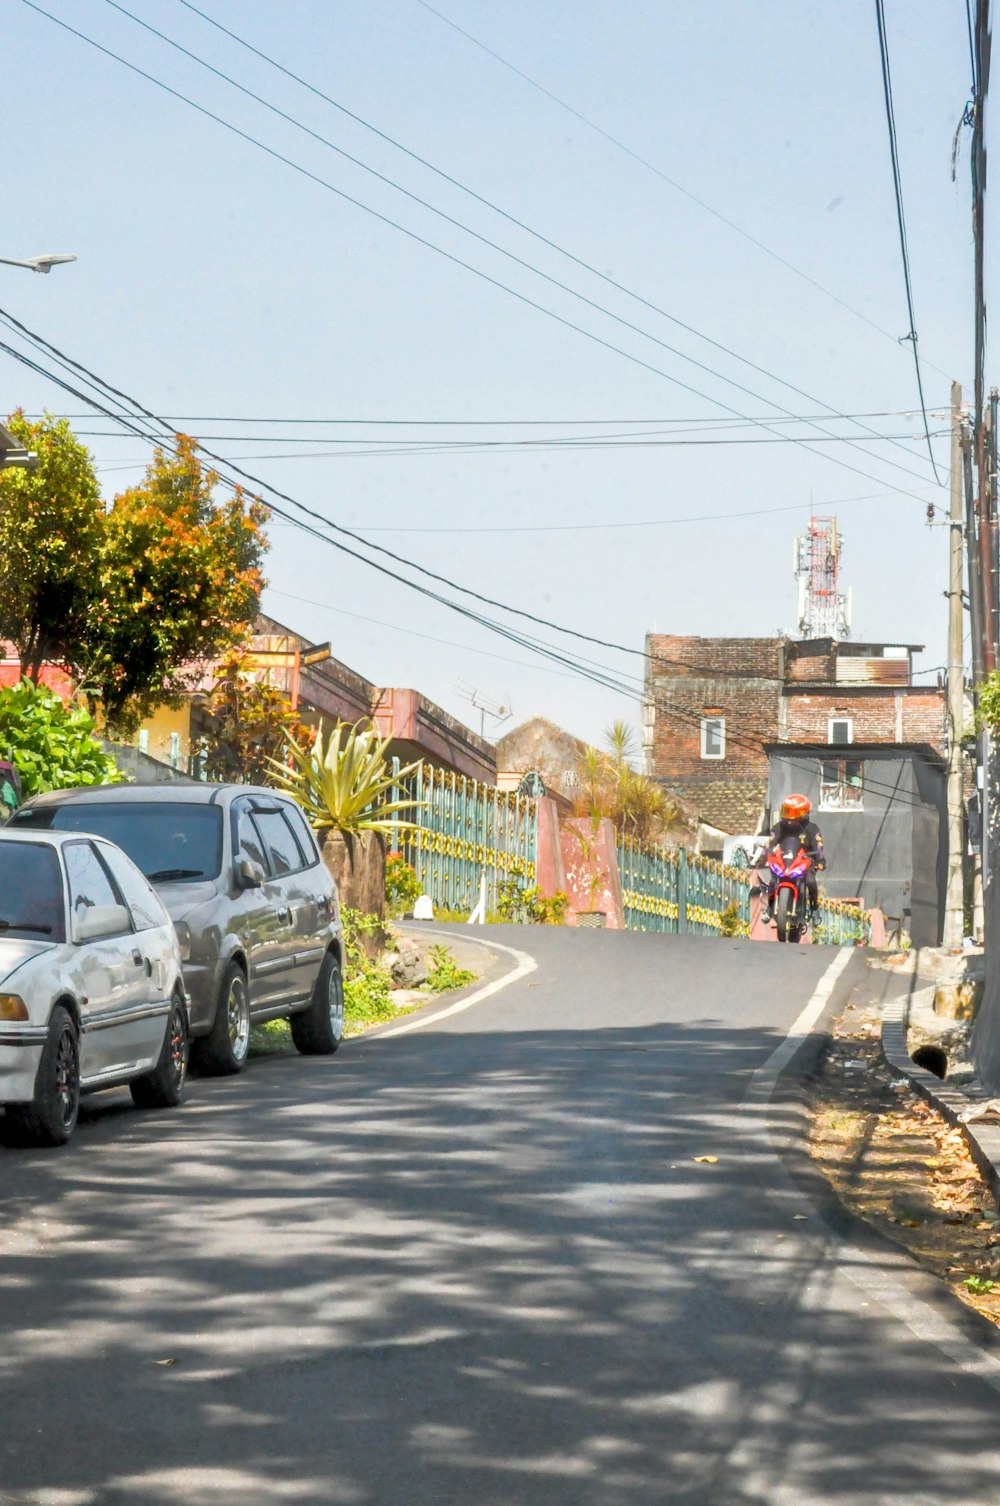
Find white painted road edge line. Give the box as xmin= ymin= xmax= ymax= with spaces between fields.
xmin=748 ymin=946 xmax=1000 ymax=1395
xmin=375 ymin=931 xmax=537 ymax=1037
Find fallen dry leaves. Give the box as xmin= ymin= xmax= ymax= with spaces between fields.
xmin=808 ymin=1006 xmax=1000 ymax=1326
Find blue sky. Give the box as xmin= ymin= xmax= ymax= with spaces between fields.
xmin=4 ymin=0 xmax=978 ymax=744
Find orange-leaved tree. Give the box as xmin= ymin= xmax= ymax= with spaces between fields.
xmin=77 ymin=436 xmax=269 ymax=733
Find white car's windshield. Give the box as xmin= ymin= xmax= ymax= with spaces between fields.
xmin=11 ymin=804 xmax=224 ymax=884
xmin=0 ymin=843 xmax=64 ymax=940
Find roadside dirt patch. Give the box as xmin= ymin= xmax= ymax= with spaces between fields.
xmin=807 ymin=1003 xmax=1000 ymax=1326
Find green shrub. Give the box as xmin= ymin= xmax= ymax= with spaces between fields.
xmin=718 ymin=901 xmax=747 ymax=938
xmin=497 ymin=879 xmax=569 ymax=925
xmin=528 ymin=888 xmax=569 ymax=925
xmin=426 ymin=944 xmax=476 ymax=993
xmin=385 ymin=851 xmax=421 ymax=915
xmin=0 ymin=679 xmax=120 ymax=800
xmin=341 ymin=908 xmax=396 ymax=1029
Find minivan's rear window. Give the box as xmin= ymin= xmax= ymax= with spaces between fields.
xmin=10 ymin=803 xmax=224 ymax=884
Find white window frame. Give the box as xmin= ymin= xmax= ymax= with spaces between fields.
xmin=828 ymin=715 xmax=853 ymax=745
xmin=700 ymin=715 xmax=726 ymax=760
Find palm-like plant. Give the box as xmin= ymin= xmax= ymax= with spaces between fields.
xmin=572 ymin=721 xmax=680 ymax=843
xmin=267 ymin=718 xmax=422 ymax=835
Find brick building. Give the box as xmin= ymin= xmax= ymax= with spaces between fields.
xmin=643 ymin=634 xmax=945 ymax=838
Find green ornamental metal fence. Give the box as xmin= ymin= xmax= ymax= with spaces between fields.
xmin=618 ymin=835 xmax=870 ymax=945
xmin=390 ymin=760 xmax=538 ymax=916
xmin=386 ymin=764 xmax=869 ymax=944
xmin=618 ymin=838 xmax=753 ymax=936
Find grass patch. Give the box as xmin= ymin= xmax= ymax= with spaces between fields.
xmin=249 ymin=1019 xmax=295 ymax=1057
xmin=248 ymin=930 xmax=482 ymax=1054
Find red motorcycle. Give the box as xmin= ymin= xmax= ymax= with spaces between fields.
xmin=760 ymin=840 xmax=815 ymax=944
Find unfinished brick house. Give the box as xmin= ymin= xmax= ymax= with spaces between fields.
xmin=643 ymin=634 xmax=946 ymax=841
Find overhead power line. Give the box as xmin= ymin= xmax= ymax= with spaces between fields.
xmin=26 ymin=408 xmax=943 ymax=427
xmin=80 ymin=429 xmax=941 ymax=461
xmin=265 ymin=587 xmax=587 ymax=681
xmin=873 ymin=0 xmax=943 ymax=481
xmin=0 ymin=321 xmax=943 ymax=806
xmin=1 ymin=303 xmax=942 ymax=727
xmin=414 ymin=0 xmax=957 ymax=385
xmin=156 ymin=0 xmax=941 ymax=481
xmin=21 ymin=0 xmax=945 ymax=511
xmin=0 ymin=306 xmax=940 ymax=738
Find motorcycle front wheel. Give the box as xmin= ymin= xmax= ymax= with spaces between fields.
xmin=775 ymin=887 xmax=792 ymax=943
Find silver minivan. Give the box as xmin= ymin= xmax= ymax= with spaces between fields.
xmin=10 ymin=785 xmax=344 ymax=1075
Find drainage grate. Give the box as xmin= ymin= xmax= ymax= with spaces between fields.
xmin=575 ymin=912 xmax=607 ymax=929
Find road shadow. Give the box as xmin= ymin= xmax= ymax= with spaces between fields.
xmin=1 ymin=933 xmax=998 ymax=1504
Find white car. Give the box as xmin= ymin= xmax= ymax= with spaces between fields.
xmin=0 ymin=830 xmax=189 ymax=1148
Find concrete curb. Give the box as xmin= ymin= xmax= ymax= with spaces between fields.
xmin=881 ymin=999 xmax=1000 ymax=1208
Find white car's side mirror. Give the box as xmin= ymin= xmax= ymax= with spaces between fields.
xmin=74 ymin=903 xmax=131 ymax=943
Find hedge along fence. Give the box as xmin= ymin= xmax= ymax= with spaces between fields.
xmin=388 ymin=760 xmax=538 ymax=916
xmin=618 ymin=835 xmax=872 ymax=945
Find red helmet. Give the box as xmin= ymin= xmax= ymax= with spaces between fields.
xmin=780 ymin=794 xmax=811 ymax=823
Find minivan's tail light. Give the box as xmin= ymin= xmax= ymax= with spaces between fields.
xmin=173 ymin=922 xmax=191 ymax=961
xmin=0 ymin=995 xmax=28 ymax=1021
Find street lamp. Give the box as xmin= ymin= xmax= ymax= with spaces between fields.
xmin=0 ymin=251 xmax=76 ymax=469
xmin=0 ymin=253 xmax=76 ymax=275
xmin=0 ymin=422 xmax=36 ymax=472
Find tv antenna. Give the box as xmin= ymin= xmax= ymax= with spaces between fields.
xmin=455 ymin=681 xmax=512 ymax=739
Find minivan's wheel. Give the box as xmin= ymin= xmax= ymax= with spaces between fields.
xmin=2 ymin=1005 xmax=80 ymax=1148
xmin=775 ymin=888 xmax=791 ymax=944
xmin=131 ymin=998 xmax=189 ymax=1109
xmin=191 ymin=962 xmax=251 ymax=1076
xmin=290 ymin=952 xmax=344 ymax=1056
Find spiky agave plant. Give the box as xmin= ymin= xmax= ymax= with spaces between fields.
xmin=267 ymin=718 xmax=423 ymax=835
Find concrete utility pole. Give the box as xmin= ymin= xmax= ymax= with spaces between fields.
xmin=944 ymin=382 xmax=967 ymax=947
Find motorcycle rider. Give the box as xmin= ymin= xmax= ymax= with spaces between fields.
xmin=759 ymin=794 xmax=826 ymax=924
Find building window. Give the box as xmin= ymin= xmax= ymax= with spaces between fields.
xmin=169 ymin=732 xmax=181 ymax=770
xmin=828 ymin=716 xmax=853 ymax=744
xmin=701 ymin=716 xmax=725 ymax=760
xmin=820 ymin=758 xmax=864 ymax=811
xmin=137 ymin=729 xmax=149 ymax=755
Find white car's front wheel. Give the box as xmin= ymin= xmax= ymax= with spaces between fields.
xmin=3 ymin=1005 xmax=80 ymax=1148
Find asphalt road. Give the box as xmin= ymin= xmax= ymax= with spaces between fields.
xmin=2 ymin=927 xmax=1000 ymax=1506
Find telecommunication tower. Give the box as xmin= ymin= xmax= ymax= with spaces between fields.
xmin=794 ymin=515 xmax=852 ymax=639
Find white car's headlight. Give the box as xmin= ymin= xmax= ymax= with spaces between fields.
xmin=173 ymin=922 xmax=191 ymax=961
xmin=0 ymin=994 xmax=28 ymax=1021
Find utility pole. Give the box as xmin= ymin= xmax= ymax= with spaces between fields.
xmin=944 ymin=382 xmax=967 ymax=947
xmin=973 ymin=0 xmax=994 ymax=669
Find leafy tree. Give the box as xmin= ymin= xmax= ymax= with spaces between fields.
xmin=200 ymin=643 xmax=305 ymax=784
xmin=0 ymin=679 xmax=120 ymax=799
xmin=77 ymin=437 xmax=269 ymax=732
xmin=0 ymin=413 xmax=103 ymax=680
